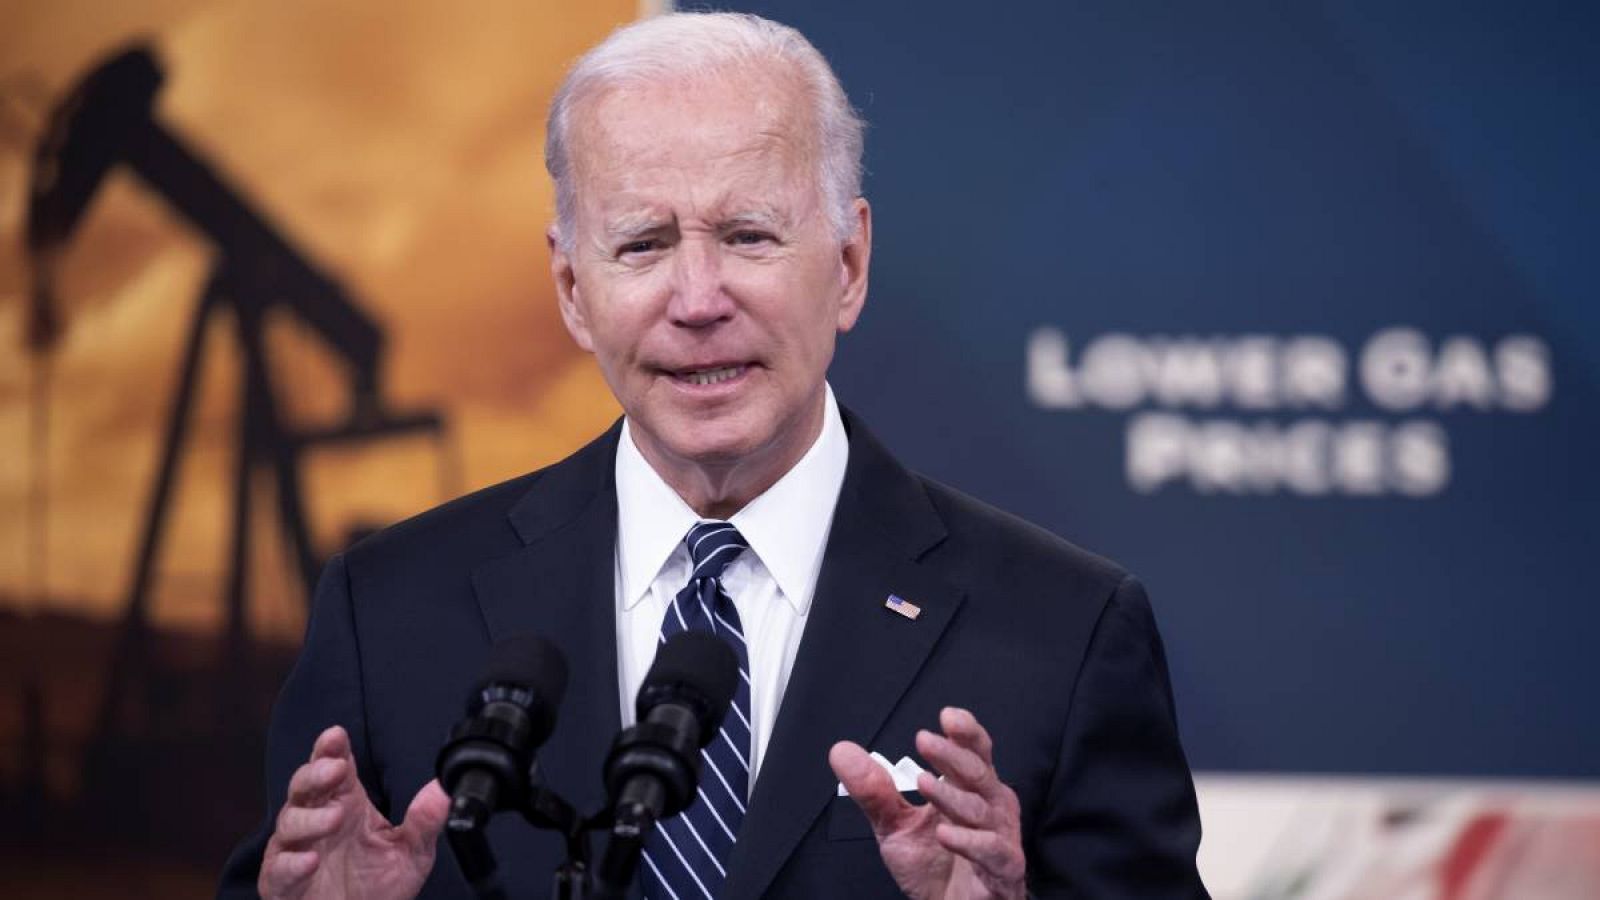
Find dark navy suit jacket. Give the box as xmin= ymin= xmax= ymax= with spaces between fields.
xmin=220 ymin=411 xmax=1207 ymax=898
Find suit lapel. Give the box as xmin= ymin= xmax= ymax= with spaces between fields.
xmin=469 ymin=422 xmax=623 ymax=819
xmin=723 ymin=411 xmax=961 ymax=900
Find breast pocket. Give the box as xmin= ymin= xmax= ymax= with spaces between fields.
xmin=826 ymin=790 xmax=922 ymax=841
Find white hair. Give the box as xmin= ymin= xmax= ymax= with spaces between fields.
xmin=544 ymin=11 xmax=866 ymax=250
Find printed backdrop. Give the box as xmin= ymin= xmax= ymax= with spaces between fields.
xmin=727 ymin=0 xmax=1600 ymax=895
xmin=2 ymin=1 xmax=1596 ymax=897
xmin=0 ymin=2 xmax=637 ymax=895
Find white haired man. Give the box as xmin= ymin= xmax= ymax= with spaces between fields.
xmin=222 ymin=12 xmax=1207 ymax=899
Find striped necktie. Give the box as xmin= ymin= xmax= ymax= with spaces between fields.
xmin=642 ymin=521 xmax=752 ymax=900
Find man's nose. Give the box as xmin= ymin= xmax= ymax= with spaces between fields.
xmin=667 ymin=237 xmax=734 ymax=327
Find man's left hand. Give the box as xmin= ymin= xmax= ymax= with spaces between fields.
xmin=829 ymin=707 xmax=1026 ymax=900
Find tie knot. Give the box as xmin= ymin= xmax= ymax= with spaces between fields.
xmin=684 ymin=521 xmax=748 ymax=580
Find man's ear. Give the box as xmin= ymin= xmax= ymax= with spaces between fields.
xmin=836 ymin=197 xmax=872 ymax=333
xmin=549 ymin=227 xmax=594 ymax=352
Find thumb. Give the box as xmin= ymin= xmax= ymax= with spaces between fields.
xmin=398 ymin=778 xmax=450 ymax=857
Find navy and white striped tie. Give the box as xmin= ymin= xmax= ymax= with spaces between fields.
xmin=642 ymin=521 xmax=752 ymax=900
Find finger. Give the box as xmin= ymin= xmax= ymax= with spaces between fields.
xmin=273 ymin=802 xmax=346 ymax=847
xmin=828 ymin=741 xmax=912 ymax=833
xmin=935 ymin=823 xmax=1026 ymax=884
xmin=260 ymin=848 xmax=319 ymax=899
xmin=399 ymin=778 xmax=451 ymax=858
xmin=915 ymin=727 xmax=994 ymax=795
xmin=939 ymin=707 xmax=995 ymax=767
xmin=286 ymin=755 xmax=352 ymax=807
xmin=915 ymin=770 xmax=990 ymax=829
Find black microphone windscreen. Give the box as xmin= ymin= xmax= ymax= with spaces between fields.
xmin=644 ymin=631 xmax=738 ymax=715
xmin=481 ymin=633 xmax=569 ymax=703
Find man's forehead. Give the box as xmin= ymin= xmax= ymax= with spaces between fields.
xmin=571 ymin=64 xmax=814 ymax=167
xmin=567 ymin=69 xmax=820 ymax=230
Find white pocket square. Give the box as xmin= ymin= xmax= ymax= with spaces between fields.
xmin=836 ymin=752 xmax=939 ymax=796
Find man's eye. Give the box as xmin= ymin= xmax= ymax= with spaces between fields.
xmin=619 ymin=240 xmax=659 ymax=256
xmin=728 ymin=231 xmax=773 ymax=246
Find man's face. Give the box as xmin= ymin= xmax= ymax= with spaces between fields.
xmin=551 ymin=66 xmax=870 ymax=480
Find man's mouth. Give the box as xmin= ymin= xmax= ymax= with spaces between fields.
xmin=671 ymin=364 xmax=749 ymax=386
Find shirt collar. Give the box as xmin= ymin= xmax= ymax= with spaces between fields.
xmin=614 ymin=384 xmax=849 ymax=614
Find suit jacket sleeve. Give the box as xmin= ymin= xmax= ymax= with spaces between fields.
xmin=217 ymin=552 xmax=388 ymax=897
xmin=1029 ymin=574 xmax=1208 ymax=898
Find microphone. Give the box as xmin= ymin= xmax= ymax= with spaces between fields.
xmin=435 ymin=634 xmax=568 ymax=900
xmin=593 ymin=631 xmax=738 ymax=898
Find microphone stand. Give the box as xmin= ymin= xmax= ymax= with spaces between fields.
xmin=451 ymin=789 xmax=667 ymax=900
xmin=508 ymin=790 xmax=661 ymax=900
xmin=444 ymin=758 xmax=595 ymax=900
xmin=533 ymin=802 xmax=637 ymax=900
xmin=521 ymin=770 xmax=591 ymax=900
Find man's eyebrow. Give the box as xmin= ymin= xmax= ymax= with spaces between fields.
xmin=717 ymin=208 xmax=788 ymax=231
xmin=602 ymin=212 xmax=673 ymax=240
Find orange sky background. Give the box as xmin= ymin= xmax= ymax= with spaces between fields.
xmin=0 ymin=0 xmax=649 ymax=639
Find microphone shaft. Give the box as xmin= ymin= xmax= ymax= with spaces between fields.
xmin=446 ymin=821 xmax=508 ymax=900
xmin=593 ymin=806 xmax=654 ymax=900
xmin=447 ymin=768 xmax=499 ymax=831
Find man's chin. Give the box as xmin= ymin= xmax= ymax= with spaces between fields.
xmin=662 ymin=431 xmax=768 ymax=469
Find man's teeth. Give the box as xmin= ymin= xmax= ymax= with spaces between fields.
xmin=681 ymin=366 xmax=744 ymax=385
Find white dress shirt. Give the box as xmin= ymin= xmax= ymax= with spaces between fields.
xmin=614 ymin=384 xmax=849 ymax=790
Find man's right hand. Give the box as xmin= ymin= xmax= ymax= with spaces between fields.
xmin=259 ymin=725 xmax=450 ymax=900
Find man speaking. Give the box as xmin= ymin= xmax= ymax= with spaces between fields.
xmin=221 ymin=12 xmax=1206 ymax=899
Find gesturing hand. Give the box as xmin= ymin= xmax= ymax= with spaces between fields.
xmin=259 ymin=725 xmax=450 ymax=900
xmin=829 ymin=708 xmax=1026 ymax=900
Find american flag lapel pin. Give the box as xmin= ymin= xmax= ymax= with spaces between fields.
xmin=884 ymin=593 xmax=922 ymax=620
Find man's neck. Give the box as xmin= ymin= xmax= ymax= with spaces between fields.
xmin=631 ymin=391 xmax=828 ymax=520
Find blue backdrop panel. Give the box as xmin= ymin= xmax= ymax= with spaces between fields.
xmin=725 ymin=0 xmax=1600 ymax=777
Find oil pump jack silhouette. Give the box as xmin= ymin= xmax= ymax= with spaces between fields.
xmin=25 ymin=44 xmax=450 ymax=841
